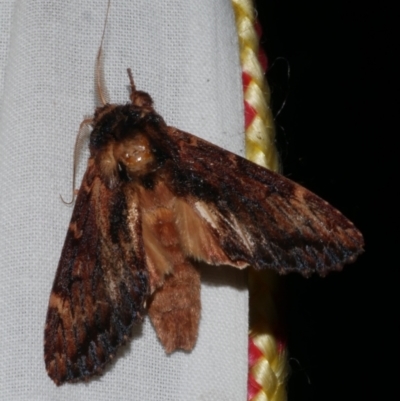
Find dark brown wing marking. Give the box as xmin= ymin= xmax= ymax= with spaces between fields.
xmin=44 ymin=161 xmax=148 ymax=385
xmin=166 ymin=127 xmax=364 ymax=276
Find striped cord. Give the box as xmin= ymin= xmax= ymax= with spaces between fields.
xmin=231 ymin=1 xmax=289 ymax=400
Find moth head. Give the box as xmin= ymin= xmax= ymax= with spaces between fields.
xmin=89 ymin=70 xmax=177 ymax=189
xmin=93 ymin=131 xmax=158 ymax=188
xmin=113 ymin=133 xmax=155 ymax=174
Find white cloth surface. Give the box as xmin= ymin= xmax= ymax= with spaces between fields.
xmin=0 ymin=1 xmax=248 ymax=400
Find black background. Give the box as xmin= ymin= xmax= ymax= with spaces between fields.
xmin=255 ymin=1 xmax=395 ymax=400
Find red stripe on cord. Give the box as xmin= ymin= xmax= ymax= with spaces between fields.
xmin=248 ymin=374 xmax=262 ymax=400
xmin=243 ymin=71 xmax=257 ymax=128
xmin=248 ymin=337 xmax=263 ymax=365
xmin=244 ymin=101 xmax=257 ymax=129
xmin=242 ymin=71 xmax=252 ymax=89
xmin=248 ymin=338 xmax=263 ymax=398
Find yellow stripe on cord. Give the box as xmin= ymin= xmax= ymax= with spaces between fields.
xmin=231 ymin=1 xmax=289 ymax=400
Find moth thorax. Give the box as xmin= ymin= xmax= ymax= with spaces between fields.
xmin=113 ymin=134 xmax=155 ymax=175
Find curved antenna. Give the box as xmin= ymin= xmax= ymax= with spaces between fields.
xmin=62 ymin=3 xmax=111 ymax=205
xmin=96 ymin=0 xmax=111 ymax=106
xmin=60 ymin=118 xmax=93 ymax=205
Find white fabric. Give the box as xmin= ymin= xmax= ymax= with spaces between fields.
xmin=0 ymin=1 xmax=248 ymax=400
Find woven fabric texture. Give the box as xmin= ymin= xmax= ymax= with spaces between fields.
xmin=0 ymin=1 xmax=247 ymax=400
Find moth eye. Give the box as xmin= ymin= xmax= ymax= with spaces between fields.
xmin=113 ymin=134 xmax=155 ymax=175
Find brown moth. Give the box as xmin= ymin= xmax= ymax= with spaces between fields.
xmin=44 ymin=68 xmax=364 ymax=384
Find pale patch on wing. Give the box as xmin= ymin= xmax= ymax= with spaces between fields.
xmin=224 ymin=210 xmax=255 ymax=254
xmin=194 ymin=200 xmax=219 ymax=229
xmin=175 ymin=198 xmax=247 ymax=268
xmin=48 ymin=292 xmax=67 ymax=312
xmin=125 ymin=187 xmax=141 ymax=252
xmin=194 ymin=200 xmax=254 ymax=258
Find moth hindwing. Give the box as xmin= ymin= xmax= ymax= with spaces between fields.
xmin=44 ymin=72 xmax=364 ymax=385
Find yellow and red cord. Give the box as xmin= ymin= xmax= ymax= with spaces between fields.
xmin=231 ymin=1 xmax=289 ymax=400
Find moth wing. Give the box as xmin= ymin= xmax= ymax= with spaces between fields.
xmin=166 ymin=127 xmax=364 ymax=276
xmin=44 ymin=163 xmax=148 ymax=385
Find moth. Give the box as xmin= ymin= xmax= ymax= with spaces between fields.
xmin=44 ymin=68 xmax=363 ymax=385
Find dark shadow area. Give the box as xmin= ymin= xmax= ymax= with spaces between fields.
xmin=255 ymin=1 xmax=394 ymax=400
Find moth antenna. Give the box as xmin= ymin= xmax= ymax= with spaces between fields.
xmin=127 ymin=68 xmax=137 ymax=101
xmin=60 ymin=118 xmax=93 ymax=205
xmin=95 ymin=0 xmax=111 ymax=106
xmin=127 ymin=68 xmax=154 ymax=108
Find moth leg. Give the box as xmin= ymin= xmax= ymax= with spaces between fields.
xmin=148 ymin=261 xmax=201 ymax=353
